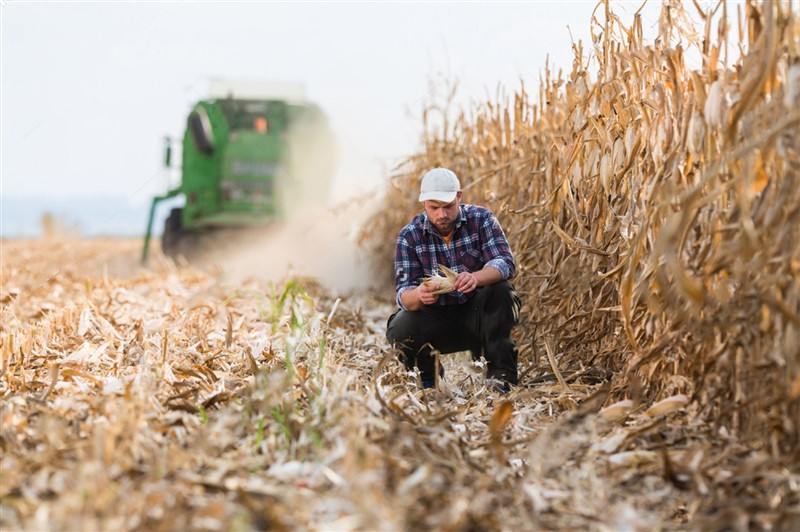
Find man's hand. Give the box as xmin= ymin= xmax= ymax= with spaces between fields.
xmin=401 ymin=267 xmax=504 ymax=311
xmin=454 ymin=266 xmax=503 ymax=294
xmin=401 ymin=283 xmax=440 ymax=310
xmin=453 ymin=271 xmax=479 ymax=294
xmin=416 ymin=283 xmax=440 ymax=306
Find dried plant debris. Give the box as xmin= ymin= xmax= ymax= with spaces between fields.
xmin=0 ymin=235 xmax=793 ymax=531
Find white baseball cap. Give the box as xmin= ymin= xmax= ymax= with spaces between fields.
xmin=418 ymin=168 xmax=461 ymax=203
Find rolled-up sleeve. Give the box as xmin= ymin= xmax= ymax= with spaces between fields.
xmin=481 ymin=213 xmax=516 ymax=280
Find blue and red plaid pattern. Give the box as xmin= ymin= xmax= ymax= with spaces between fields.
xmin=394 ymin=204 xmax=516 ymax=309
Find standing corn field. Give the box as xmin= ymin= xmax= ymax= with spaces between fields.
xmin=364 ymin=0 xmax=800 ymax=525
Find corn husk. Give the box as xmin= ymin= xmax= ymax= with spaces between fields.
xmin=422 ymin=264 xmax=459 ymax=294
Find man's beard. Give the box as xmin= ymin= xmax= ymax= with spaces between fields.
xmin=433 ymin=218 xmax=455 ymax=235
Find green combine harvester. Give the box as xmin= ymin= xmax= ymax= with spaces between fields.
xmin=142 ymin=81 xmax=333 ymax=262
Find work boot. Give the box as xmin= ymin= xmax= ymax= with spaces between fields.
xmin=422 ymin=363 xmax=446 ymax=389
xmin=486 ymin=369 xmax=515 ymax=394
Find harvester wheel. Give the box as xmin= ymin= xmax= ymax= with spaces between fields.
xmin=162 ymin=207 xmax=183 ymax=258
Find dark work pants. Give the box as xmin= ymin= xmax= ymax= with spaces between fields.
xmin=385 ymin=281 xmax=521 ymax=384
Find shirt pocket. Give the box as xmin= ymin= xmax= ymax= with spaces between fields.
xmin=459 ymin=248 xmax=483 ymax=272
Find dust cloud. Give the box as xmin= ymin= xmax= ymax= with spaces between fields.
xmin=214 ymin=199 xmax=382 ymax=295
xmin=209 ymin=114 xmax=388 ymax=294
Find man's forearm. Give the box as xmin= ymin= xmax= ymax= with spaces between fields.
xmin=474 ymin=266 xmax=503 ymax=287
xmin=400 ymin=286 xmax=425 ymax=311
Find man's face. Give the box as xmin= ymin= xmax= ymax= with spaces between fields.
xmin=423 ymin=192 xmax=461 ymax=236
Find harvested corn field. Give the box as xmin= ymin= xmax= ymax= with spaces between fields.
xmin=3 ymin=1 xmax=800 ymax=530
xmin=3 ymin=238 xmax=787 ymax=532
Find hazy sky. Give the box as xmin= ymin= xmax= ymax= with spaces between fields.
xmin=2 ymin=1 xmax=662 ymax=208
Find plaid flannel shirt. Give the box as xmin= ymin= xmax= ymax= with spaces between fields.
xmin=394 ymin=204 xmax=516 ymax=309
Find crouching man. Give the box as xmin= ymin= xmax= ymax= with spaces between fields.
xmin=386 ymin=167 xmax=521 ymax=391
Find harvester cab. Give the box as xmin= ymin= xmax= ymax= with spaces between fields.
xmin=142 ymin=80 xmax=334 ymax=262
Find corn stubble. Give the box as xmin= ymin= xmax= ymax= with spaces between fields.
xmin=3 ymin=1 xmax=800 ymax=531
